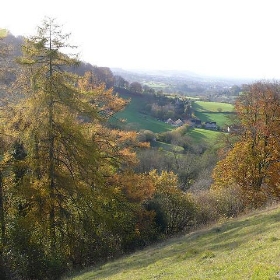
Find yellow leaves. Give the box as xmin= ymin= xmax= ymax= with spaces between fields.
xmin=111 ymin=171 xmax=156 ymax=203
xmin=213 ymin=81 xmax=280 ymax=205
xmin=16 ymin=56 xmax=36 ymax=65
xmin=119 ymin=147 xmax=136 ymax=161
xmin=149 ymin=170 xmax=178 ymax=189
xmin=78 ymin=71 xmax=128 ymax=117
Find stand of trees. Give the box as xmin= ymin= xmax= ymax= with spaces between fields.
xmin=212 ymin=81 xmax=280 ymax=206
xmin=1 ymin=18 xmax=280 ymax=280
xmin=0 ymin=18 xmax=198 ymax=279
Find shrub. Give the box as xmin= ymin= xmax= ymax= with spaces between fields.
xmin=193 ymin=185 xmax=245 ymax=227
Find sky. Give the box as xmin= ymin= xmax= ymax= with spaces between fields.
xmin=1 ymin=0 xmax=280 ymax=79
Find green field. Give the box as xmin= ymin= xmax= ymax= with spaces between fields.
xmin=67 ymin=205 xmax=280 ymax=280
xmin=152 ymin=141 xmax=185 ymax=152
xmin=115 ymin=94 xmax=172 ymax=133
xmin=187 ymin=128 xmax=225 ymax=146
xmin=194 ymin=111 xmax=234 ymax=128
xmin=193 ymin=101 xmax=234 ymax=112
xmin=114 ymin=94 xmax=232 ymax=145
xmin=192 ymin=101 xmax=235 ymax=128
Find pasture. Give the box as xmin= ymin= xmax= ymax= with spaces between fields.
xmin=67 ymin=205 xmax=280 ymax=280
xmin=192 ymin=100 xmax=235 ymax=128
xmin=187 ymin=128 xmax=225 ymax=146
xmin=193 ymin=100 xmax=234 ymax=112
xmin=115 ymin=93 xmax=172 ymax=133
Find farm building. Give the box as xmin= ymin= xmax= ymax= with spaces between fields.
xmin=165 ymin=118 xmax=184 ymax=127
xmin=190 ymin=119 xmax=202 ymax=128
xmin=205 ymin=121 xmax=217 ymax=130
xmin=165 ymin=118 xmax=174 ymax=125
xmin=173 ymin=119 xmax=184 ymax=127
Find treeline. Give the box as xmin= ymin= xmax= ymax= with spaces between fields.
xmin=0 ymin=19 xmax=280 ymax=280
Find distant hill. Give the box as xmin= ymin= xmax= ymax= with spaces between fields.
xmin=68 ymin=205 xmax=280 ymax=279
xmin=1 ymin=29 xmax=249 ymax=101
xmin=112 ymin=67 xmax=252 ymax=97
xmin=0 ymin=30 xmax=117 ymax=90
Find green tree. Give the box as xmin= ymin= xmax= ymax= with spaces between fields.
xmin=130 ymin=81 xmax=142 ymax=93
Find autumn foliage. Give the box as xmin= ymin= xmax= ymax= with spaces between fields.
xmin=2 ymin=18 xmax=277 ymax=280
xmin=212 ymin=81 xmax=280 ymax=205
xmin=0 ymin=19 xmax=198 ymax=279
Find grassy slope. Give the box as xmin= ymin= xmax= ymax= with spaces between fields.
xmin=115 ymin=93 xmax=172 ymax=133
xmin=187 ymin=128 xmax=225 ymax=146
xmin=194 ymin=101 xmax=234 ymax=112
xmin=192 ymin=101 xmax=235 ymax=128
xmin=68 ymin=205 xmax=280 ymax=280
xmin=115 ymin=94 xmax=230 ymax=138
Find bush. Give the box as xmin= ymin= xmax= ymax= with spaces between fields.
xmin=193 ymin=185 xmax=245 ymax=227
xmin=7 ymin=217 xmax=68 ymax=280
xmin=146 ymin=191 xmax=196 ymax=235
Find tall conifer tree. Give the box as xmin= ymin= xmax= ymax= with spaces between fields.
xmin=14 ymin=18 xmax=123 ymax=254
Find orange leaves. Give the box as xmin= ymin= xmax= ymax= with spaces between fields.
xmin=110 ymin=170 xmax=180 ymax=204
xmin=112 ymin=171 xmax=155 ymax=203
xmin=213 ymin=81 xmax=280 ymax=205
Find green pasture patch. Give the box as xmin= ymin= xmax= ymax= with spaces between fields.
xmin=192 ymin=100 xmax=235 ymax=128
xmin=115 ymin=109 xmax=172 ymax=133
xmin=194 ymin=111 xmax=234 ymax=128
xmin=114 ymin=93 xmax=172 ymax=133
xmin=193 ymin=100 xmax=234 ymax=113
xmin=152 ymin=141 xmax=184 ymax=152
xmin=68 ymin=206 xmax=280 ymax=280
xmin=187 ymin=128 xmax=224 ymax=146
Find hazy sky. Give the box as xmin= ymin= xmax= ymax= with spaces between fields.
xmin=1 ymin=0 xmax=280 ymax=79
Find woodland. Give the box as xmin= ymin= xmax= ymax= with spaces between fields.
xmin=0 ymin=19 xmax=280 ymax=279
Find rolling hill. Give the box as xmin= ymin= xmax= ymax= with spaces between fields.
xmin=114 ymin=90 xmax=234 ymax=146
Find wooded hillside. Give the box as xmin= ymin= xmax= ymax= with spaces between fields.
xmin=0 ymin=19 xmax=280 ymax=280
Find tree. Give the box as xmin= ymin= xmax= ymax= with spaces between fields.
xmin=145 ymin=170 xmax=195 ymax=234
xmin=8 ymin=17 xmax=135 ymax=271
xmin=130 ymin=81 xmax=142 ymax=93
xmin=114 ymin=75 xmax=129 ymax=88
xmin=0 ymin=35 xmax=9 ymax=247
xmin=91 ymin=66 xmax=114 ymax=88
xmin=212 ymin=81 xmax=280 ymax=205
xmin=14 ymin=17 xmax=84 ymax=252
xmin=7 ymin=18 xmax=158 ymax=276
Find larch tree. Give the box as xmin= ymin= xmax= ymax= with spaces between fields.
xmin=10 ymin=17 xmax=132 ymax=264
